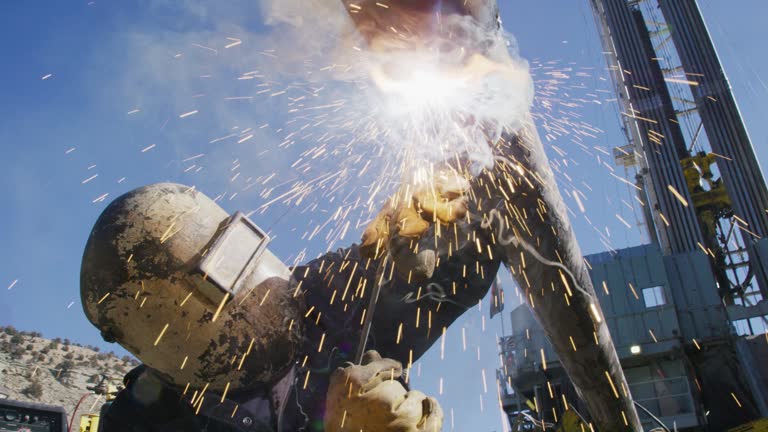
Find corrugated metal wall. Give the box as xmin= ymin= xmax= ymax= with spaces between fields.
xmin=510 ymin=244 xmax=728 ymax=366
xmin=591 ymin=245 xmax=681 ymax=356
xmin=663 ymin=248 xmax=731 ymax=340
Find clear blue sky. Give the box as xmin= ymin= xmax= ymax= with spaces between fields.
xmin=1 ymin=1 xmax=767 ymax=431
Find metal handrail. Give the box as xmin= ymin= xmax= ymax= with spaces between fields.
xmin=634 ymin=400 xmax=672 ymax=432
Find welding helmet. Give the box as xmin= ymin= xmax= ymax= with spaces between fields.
xmin=80 ymin=183 xmax=304 ymax=392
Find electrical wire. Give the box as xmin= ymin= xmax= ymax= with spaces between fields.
xmin=67 ymin=392 xmax=94 ymax=432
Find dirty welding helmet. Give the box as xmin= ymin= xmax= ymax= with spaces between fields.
xmin=80 ymin=183 xmax=305 ymax=392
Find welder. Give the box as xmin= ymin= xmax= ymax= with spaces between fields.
xmin=81 ymin=171 xmax=486 ymax=431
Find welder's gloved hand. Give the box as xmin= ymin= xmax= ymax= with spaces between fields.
xmin=360 ymin=170 xmax=469 ymax=282
xmin=324 ymin=350 xmax=443 ymax=432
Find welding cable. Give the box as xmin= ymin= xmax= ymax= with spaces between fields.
xmin=633 ymin=401 xmax=672 ymax=432
xmin=478 ymin=207 xmax=596 ymax=301
xmin=67 ymin=392 xmax=95 ymax=432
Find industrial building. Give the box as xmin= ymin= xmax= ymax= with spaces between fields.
xmin=500 ymin=1 xmax=768 ymax=430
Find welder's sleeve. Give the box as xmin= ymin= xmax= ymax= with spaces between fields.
xmin=296 ymin=218 xmax=500 ymax=370
xmin=292 ymin=228 xmax=499 ymax=429
xmin=367 ymin=222 xmax=500 ymax=364
xmin=98 ymin=367 xmax=210 ymax=432
xmin=355 ymin=168 xmax=501 ymax=365
xmin=99 ymin=366 xmax=280 ymax=432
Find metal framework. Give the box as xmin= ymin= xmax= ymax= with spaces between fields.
xmin=590 ymin=0 xmax=768 ymax=304
xmin=498 ymin=1 xmax=768 ymax=430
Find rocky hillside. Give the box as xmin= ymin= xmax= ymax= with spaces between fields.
xmin=0 ymin=325 xmax=138 ymax=417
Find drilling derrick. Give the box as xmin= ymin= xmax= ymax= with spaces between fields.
xmin=499 ymin=1 xmax=768 ymax=430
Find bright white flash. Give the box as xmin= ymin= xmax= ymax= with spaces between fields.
xmin=373 ymin=65 xmax=468 ymax=111
xmin=365 ymin=51 xmax=534 ymax=181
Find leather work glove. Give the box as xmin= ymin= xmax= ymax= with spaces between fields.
xmin=360 ymin=169 xmax=470 ymax=282
xmin=324 ymin=350 xmax=443 ymax=432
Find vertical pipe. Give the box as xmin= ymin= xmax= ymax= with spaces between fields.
xmin=659 ymin=0 xmax=768 ymax=296
xmin=596 ymin=0 xmax=704 ymax=255
xmin=658 ymin=0 xmax=768 ymax=237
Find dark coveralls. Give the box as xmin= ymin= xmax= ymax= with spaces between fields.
xmin=96 ymin=128 xmax=639 ymax=431
xmin=100 ymin=234 xmax=499 ymax=431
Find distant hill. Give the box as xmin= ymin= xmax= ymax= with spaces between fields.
xmin=0 ymin=325 xmax=138 ymax=418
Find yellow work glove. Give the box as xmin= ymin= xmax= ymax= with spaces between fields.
xmin=324 ymin=350 xmax=443 ymax=432
xmin=360 ymin=170 xmax=470 ymax=282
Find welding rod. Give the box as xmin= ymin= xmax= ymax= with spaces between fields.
xmin=354 ymin=256 xmax=389 ymax=364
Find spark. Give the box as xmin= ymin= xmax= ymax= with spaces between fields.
xmin=589 ymin=303 xmax=602 ymax=324
xmin=664 ymin=78 xmax=699 ymax=86
xmin=667 ymin=185 xmax=690 ymax=207
xmin=604 ymin=371 xmax=619 ymax=399
xmin=179 ymin=110 xmax=199 ymax=118
xmin=182 ymin=154 xmax=205 ymax=162
xmin=238 ymin=134 xmax=254 ymax=144
xmin=191 ymin=43 xmax=217 ymax=54
xmin=573 ymin=189 xmax=586 ymax=213
xmin=97 ymin=292 xmax=111 ymax=304
xmin=440 ymin=326 xmax=446 ymax=360
xmin=211 ymin=293 xmax=230 ymax=323
xmin=224 ymin=37 xmax=242 ymax=49
xmin=153 ymin=323 xmax=170 ymax=346
xmin=91 ymin=192 xmax=109 ymax=204
xmin=220 ymin=382 xmax=231 ymax=403
xmin=628 ymin=283 xmax=639 ymax=300
xmin=615 ymin=214 xmax=632 ymax=229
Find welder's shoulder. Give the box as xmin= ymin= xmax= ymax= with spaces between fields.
xmin=99 ymin=366 xmax=203 ymax=432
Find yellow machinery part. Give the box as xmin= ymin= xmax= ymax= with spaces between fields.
xmin=556 ymin=410 xmax=587 ymax=432
xmin=79 ymin=413 xmax=100 ymax=432
xmin=729 ymin=418 xmax=768 ymax=432
xmin=681 ymin=153 xmax=732 ymax=248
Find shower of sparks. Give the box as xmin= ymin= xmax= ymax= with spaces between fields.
xmin=37 ymin=5 xmax=681 ymax=429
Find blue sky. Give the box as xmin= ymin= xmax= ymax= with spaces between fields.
xmin=2 ymin=1 xmax=767 ymax=430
